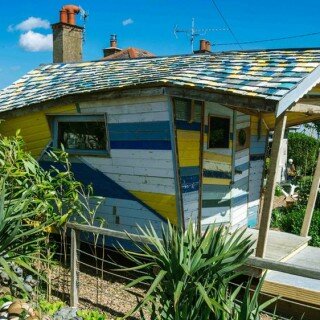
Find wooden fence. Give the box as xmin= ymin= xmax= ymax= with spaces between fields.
xmin=65 ymin=222 xmax=320 ymax=316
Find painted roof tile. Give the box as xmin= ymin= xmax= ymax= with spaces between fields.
xmin=1 ymin=49 xmax=320 ymax=113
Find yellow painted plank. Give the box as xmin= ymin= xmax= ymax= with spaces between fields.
xmin=203 ymin=152 xmax=232 ymax=164
xmin=0 ymin=104 xmax=76 ymax=157
xmin=203 ymin=177 xmax=231 ymax=185
xmin=130 ymin=191 xmax=178 ymax=224
xmin=176 ymin=129 xmax=200 ymax=167
xmin=262 ymin=280 xmax=320 ymax=307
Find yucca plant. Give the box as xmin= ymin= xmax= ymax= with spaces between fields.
xmin=121 ymin=223 xmax=277 ymax=320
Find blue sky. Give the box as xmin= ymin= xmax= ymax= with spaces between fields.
xmin=0 ymin=0 xmax=320 ymax=89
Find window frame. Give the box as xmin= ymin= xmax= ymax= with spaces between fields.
xmin=50 ymin=113 xmax=110 ymax=156
xmin=207 ymin=114 xmax=231 ymax=150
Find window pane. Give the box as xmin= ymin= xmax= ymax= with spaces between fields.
xmin=58 ymin=121 xmax=107 ymax=151
xmin=208 ymin=116 xmax=230 ymax=148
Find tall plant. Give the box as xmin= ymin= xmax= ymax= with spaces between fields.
xmin=121 ymin=223 xmax=277 ymax=320
xmin=0 ymin=132 xmax=86 ymax=295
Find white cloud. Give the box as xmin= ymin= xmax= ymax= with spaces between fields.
xmin=122 ymin=18 xmax=134 ymax=26
xmin=10 ymin=17 xmax=50 ymax=32
xmin=7 ymin=25 xmax=15 ymax=32
xmin=19 ymin=31 xmax=52 ymax=52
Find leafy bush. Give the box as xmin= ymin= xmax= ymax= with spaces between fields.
xmin=0 ymin=133 xmax=85 ymax=295
xmin=272 ymin=205 xmax=320 ymax=247
xmin=287 ymin=132 xmax=319 ymax=176
xmin=77 ymin=309 xmax=108 ymax=320
xmin=121 ymin=223 xmax=276 ymax=320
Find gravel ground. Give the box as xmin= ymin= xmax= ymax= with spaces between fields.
xmin=51 ymin=264 xmax=146 ymax=320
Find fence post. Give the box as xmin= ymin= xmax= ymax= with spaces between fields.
xmin=70 ymin=228 xmax=80 ymax=307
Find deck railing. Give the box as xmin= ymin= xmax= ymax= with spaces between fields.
xmin=57 ymin=222 xmax=320 ymax=319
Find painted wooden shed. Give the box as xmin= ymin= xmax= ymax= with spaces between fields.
xmin=1 ymin=49 xmax=320 ymax=252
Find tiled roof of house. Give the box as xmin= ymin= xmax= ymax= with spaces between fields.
xmin=1 ymin=48 xmax=320 ymax=113
xmin=102 ymin=47 xmax=155 ymax=60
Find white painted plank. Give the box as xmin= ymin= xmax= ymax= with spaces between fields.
xmin=111 ymin=149 xmax=173 ymax=160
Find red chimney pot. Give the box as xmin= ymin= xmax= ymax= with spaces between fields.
xmin=59 ymin=4 xmax=80 ymax=25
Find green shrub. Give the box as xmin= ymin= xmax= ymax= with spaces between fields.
xmin=121 ymin=223 xmax=277 ymax=320
xmin=272 ymin=205 xmax=320 ymax=247
xmin=77 ymin=309 xmax=108 ymax=320
xmin=0 ymin=133 xmax=85 ymax=295
xmin=287 ymin=132 xmax=319 ymax=176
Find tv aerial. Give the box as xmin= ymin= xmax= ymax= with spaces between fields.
xmin=174 ymin=18 xmax=228 ymax=52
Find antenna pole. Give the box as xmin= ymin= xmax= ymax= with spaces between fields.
xmin=174 ymin=18 xmax=228 ymax=53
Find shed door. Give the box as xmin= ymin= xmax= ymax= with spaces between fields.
xmin=230 ymin=112 xmax=250 ymax=228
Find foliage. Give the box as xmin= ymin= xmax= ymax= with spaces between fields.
xmin=0 ymin=132 xmax=86 ymax=295
xmin=39 ymin=299 xmax=65 ymax=316
xmin=272 ymin=205 xmax=320 ymax=247
xmin=77 ymin=309 xmax=108 ymax=320
xmin=274 ymin=185 xmax=282 ymax=197
xmin=287 ymin=132 xmax=319 ymax=176
xmin=121 ymin=223 xmax=277 ymax=320
xmin=304 ymin=121 xmax=320 ymax=139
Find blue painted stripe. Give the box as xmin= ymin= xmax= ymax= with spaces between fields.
xmin=203 ymin=199 xmax=231 ymax=208
xmin=233 ymin=177 xmax=248 ymax=189
xmin=176 ymin=120 xmax=201 ymax=131
xmin=180 ymin=166 xmax=200 ymax=177
xmin=250 ymin=154 xmax=265 ymax=161
xmin=231 ymin=193 xmax=248 ymax=207
xmin=39 ymin=160 xmax=167 ymax=222
xmin=110 ymin=140 xmax=171 ymax=150
xmin=203 ymin=170 xmax=232 ymax=179
xmin=109 ymin=131 xmax=171 ymax=141
xmin=108 ymin=121 xmax=170 ymax=132
xmin=181 ymin=175 xmax=200 ymax=193
xmin=203 ymin=185 xmax=230 ymax=193
xmin=235 ymin=162 xmax=249 ymax=173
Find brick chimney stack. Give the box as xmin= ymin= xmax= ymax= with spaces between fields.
xmin=103 ymin=35 xmax=122 ymax=58
xmin=194 ymin=39 xmax=211 ymax=54
xmin=51 ymin=4 xmax=83 ymax=63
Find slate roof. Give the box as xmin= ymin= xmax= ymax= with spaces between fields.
xmin=1 ymin=48 xmax=320 ymax=113
xmin=102 ymin=47 xmax=155 ymax=60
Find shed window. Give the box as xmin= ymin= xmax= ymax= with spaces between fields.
xmin=208 ymin=116 xmax=230 ymax=149
xmin=52 ymin=115 xmax=108 ymax=155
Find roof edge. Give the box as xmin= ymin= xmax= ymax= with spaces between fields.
xmin=276 ymin=65 xmax=320 ymax=117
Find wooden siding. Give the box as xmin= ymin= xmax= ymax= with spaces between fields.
xmin=78 ymin=96 xmax=177 ymax=229
xmin=201 ymin=102 xmax=233 ymax=228
xmin=174 ymin=99 xmax=202 ymax=225
xmin=0 ymin=104 xmax=76 ymax=157
xmin=1 ymin=96 xmax=176 ymax=236
xmin=230 ymin=112 xmax=250 ymax=229
xmin=248 ymin=115 xmax=268 ymax=227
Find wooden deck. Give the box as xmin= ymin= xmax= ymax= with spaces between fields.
xmin=245 ymin=228 xmax=309 ymax=262
xmin=245 ymin=228 xmax=320 ymax=307
xmin=262 ymin=246 xmax=320 ymax=306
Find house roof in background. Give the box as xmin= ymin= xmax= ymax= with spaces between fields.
xmin=102 ymin=47 xmax=155 ymax=60
xmin=1 ymin=48 xmax=320 ymax=113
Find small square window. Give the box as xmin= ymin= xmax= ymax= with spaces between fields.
xmin=208 ymin=116 xmax=230 ymax=149
xmin=52 ymin=115 xmax=109 ymax=156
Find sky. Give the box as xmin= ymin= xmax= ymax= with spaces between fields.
xmin=1 ymin=0 xmax=320 ymax=89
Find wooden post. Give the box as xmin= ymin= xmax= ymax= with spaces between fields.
xmin=256 ymin=113 xmax=287 ymax=258
xmin=301 ymin=152 xmax=320 ymax=237
xmin=70 ymin=228 xmax=80 ymax=307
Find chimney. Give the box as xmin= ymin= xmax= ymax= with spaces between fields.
xmin=51 ymin=5 xmax=83 ymax=63
xmin=103 ymin=34 xmax=122 ymax=58
xmin=194 ymin=39 xmax=211 ymax=54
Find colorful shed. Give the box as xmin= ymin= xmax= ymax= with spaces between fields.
xmin=2 ymin=49 xmax=320 ymax=246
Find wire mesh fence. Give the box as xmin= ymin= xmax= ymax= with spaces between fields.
xmin=49 ymin=229 xmax=148 ymax=320
xmin=47 ymin=224 xmax=320 ymax=320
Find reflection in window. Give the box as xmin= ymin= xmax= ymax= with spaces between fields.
xmin=58 ymin=121 xmax=106 ymax=151
xmin=208 ymin=116 xmax=230 ymax=149
xmin=52 ymin=115 xmax=108 ymax=155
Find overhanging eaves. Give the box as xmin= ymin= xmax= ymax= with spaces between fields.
xmin=276 ymin=65 xmax=320 ymax=117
